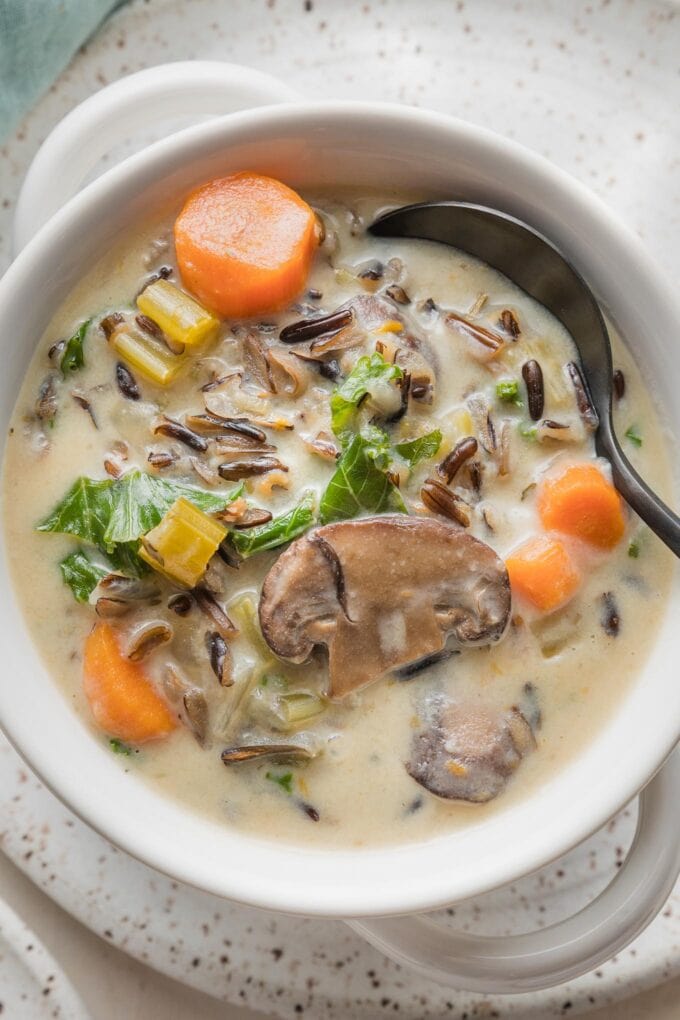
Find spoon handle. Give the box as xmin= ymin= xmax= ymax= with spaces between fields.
xmin=598 ymin=425 xmax=680 ymax=558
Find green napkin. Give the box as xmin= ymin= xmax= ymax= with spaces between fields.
xmin=0 ymin=1 xmax=127 ymax=141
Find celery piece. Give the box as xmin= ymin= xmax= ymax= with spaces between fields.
xmin=111 ymin=322 xmax=185 ymax=386
xmin=137 ymin=279 xmax=219 ymax=349
xmin=229 ymin=594 xmax=275 ymax=662
xmin=139 ymin=497 xmax=227 ymax=587
xmin=279 ymin=692 xmax=326 ymax=725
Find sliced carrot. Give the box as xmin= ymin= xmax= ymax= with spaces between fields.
xmin=174 ymin=172 xmax=320 ymax=318
xmin=538 ymin=463 xmax=625 ymax=550
xmin=506 ymin=536 xmax=581 ymax=613
xmin=83 ymin=623 xmax=176 ymax=744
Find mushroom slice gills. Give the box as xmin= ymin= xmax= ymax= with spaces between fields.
xmin=407 ymin=699 xmax=537 ymax=803
xmin=258 ymin=515 xmax=511 ymax=700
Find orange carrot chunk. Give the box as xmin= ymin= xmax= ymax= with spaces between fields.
xmin=537 ymin=463 xmax=625 ymax=550
xmin=83 ymin=623 xmax=176 ymax=744
xmin=174 ymin=172 xmax=320 ymax=318
xmin=506 ymin=536 xmax=581 ymax=613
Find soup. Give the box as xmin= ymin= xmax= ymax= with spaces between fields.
xmin=2 ymin=176 xmax=673 ymax=848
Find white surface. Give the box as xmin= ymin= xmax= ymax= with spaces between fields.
xmin=0 ymin=892 xmax=90 ymax=1019
xmin=1 ymin=851 xmax=679 ymax=1020
xmin=0 ymin=0 xmax=679 ymax=1015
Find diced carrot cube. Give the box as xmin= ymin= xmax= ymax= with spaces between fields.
xmin=537 ymin=463 xmax=625 ymax=550
xmin=506 ymin=536 xmax=581 ymax=613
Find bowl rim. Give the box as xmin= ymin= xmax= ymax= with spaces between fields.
xmin=0 ymin=99 xmax=678 ymax=918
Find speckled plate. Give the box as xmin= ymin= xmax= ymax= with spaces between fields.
xmin=0 ymin=0 xmax=679 ymax=1016
xmin=0 ymin=893 xmax=91 ymax=1020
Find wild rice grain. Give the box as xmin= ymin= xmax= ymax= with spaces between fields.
xmin=522 ymin=360 xmax=545 ymax=421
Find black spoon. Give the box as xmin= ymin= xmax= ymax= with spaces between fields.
xmin=370 ymin=201 xmax=680 ymax=559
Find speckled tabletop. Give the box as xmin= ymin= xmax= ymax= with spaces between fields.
xmin=0 ymin=1 xmax=679 ymax=1018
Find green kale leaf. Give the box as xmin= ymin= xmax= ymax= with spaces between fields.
xmin=330 ymin=352 xmax=403 ymax=441
xmin=59 ymin=549 xmax=108 ymax=603
xmin=319 ymin=432 xmax=406 ymax=524
xmin=230 ymin=492 xmax=316 ymax=558
xmin=394 ymin=429 xmax=442 ymax=467
xmin=60 ymin=319 xmax=92 ymax=376
xmin=37 ymin=470 xmax=242 ymax=574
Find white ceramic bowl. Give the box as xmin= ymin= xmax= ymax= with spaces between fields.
xmin=1 ymin=62 xmax=679 ymax=992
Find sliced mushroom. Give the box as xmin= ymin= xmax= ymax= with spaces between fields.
xmin=242 ymin=331 xmax=274 ymax=391
xmin=259 ymin=515 xmax=511 ymax=700
xmin=127 ymin=622 xmax=173 ymax=661
xmin=183 ymin=688 xmax=210 ymax=747
xmin=406 ymin=696 xmax=536 ymax=803
xmin=35 ymin=374 xmax=58 ymax=421
xmin=394 ymin=346 xmax=435 ymax=404
xmin=445 ymin=311 xmax=505 ymax=361
xmin=93 ymin=574 xmax=161 ymax=604
xmin=337 ymin=292 xmax=403 ymax=332
xmin=266 ymin=347 xmax=312 ymax=397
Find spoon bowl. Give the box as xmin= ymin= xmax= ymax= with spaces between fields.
xmin=370 ymin=201 xmax=680 ymax=558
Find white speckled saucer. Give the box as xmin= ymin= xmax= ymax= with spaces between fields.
xmin=0 ymin=893 xmax=91 ymax=1020
xmin=0 ymin=0 xmax=679 ymax=1016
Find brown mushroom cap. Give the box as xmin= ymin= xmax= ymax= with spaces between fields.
xmin=258 ymin=514 xmax=511 ymax=700
xmin=407 ymin=698 xmax=537 ymax=803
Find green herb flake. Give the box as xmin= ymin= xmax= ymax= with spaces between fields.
xmin=495 ymin=378 xmax=522 ymax=406
xmin=330 ymin=353 xmax=403 ymax=441
xmin=109 ymin=738 xmax=133 ymax=756
xmin=518 ymin=421 xmax=538 ymax=441
xmin=394 ymin=429 xmax=442 ymax=468
xmin=628 ymin=541 xmax=640 ymax=558
xmin=266 ymin=770 xmax=294 ymax=794
xmin=319 ymin=432 xmax=406 ymax=524
xmin=231 ymin=492 xmax=316 ymax=558
xmin=60 ymin=319 xmax=91 ymax=376
xmin=59 ymin=549 xmax=108 ymax=603
xmin=625 ymin=424 xmax=643 ymax=448
xmin=259 ymin=674 xmax=288 ymax=690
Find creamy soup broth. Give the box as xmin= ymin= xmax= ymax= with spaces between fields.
xmin=2 ymin=189 xmax=673 ymax=848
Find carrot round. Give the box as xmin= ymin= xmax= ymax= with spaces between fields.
xmin=506 ymin=536 xmax=581 ymax=613
xmin=538 ymin=463 xmax=625 ymax=550
xmin=174 ymin=172 xmax=320 ymax=318
xmin=83 ymin=623 xmax=176 ymax=744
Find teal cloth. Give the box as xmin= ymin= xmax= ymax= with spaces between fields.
xmin=0 ymin=1 xmax=126 ymax=141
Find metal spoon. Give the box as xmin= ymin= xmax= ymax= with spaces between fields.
xmin=370 ymin=201 xmax=680 ymax=558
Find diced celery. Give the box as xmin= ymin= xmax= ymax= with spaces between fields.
xmin=111 ymin=322 xmax=185 ymax=386
xmin=229 ymin=593 xmax=274 ymax=661
xmin=137 ymin=279 xmax=219 ymax=349
xmin=139 ymin=497 xmax=227 ymax=587
xmin=279 ymin=692 xmax=326 ymax=725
